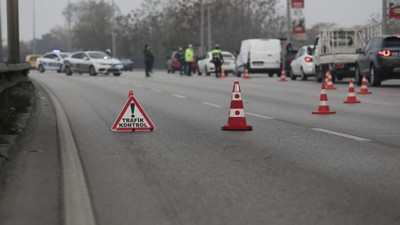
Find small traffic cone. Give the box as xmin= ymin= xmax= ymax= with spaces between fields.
xmin=220 ymin=69 xmax=226 ymax=78
xmin=325 ymin=71 xmax=336 ymax=90
xmin=312 ymin=84 xmax=336 ymax=114
xmin=222 ymin=80 xmax=253 ymax=131
xmin=357 ymin=75 xmax=372 ymax=94
xmin=344 ymin=79 xmax=361 ymax=104
xmin=243 ymin=68 xmax=250 ymax=79
xmin=279 ymin=70 xmax=288 ymax=82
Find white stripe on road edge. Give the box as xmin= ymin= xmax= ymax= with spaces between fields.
xmin=311 ymin=128 xmax=371 ymax=142
xmin=202 ymin=102 xmax=223 ymax=108
xmin=151 ymin=89 xmax=162 ymax=93
xmin=172 ymin=94 xmax=188 ymax=99
xmin=38 ymin=81 xmax=96 ymax=225
xmin=246 ymin=112 xmax=274 ymax=120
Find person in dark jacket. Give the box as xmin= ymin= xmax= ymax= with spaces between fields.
xmin=143 ymin=44 xmax=153 ymax=77
xmin=177 ymin=46 xmax=186 ymax=75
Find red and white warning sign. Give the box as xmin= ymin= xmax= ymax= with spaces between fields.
xmin=111 ymin=91 xmax=155 ymax=132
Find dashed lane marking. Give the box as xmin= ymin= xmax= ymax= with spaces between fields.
xmin=172 ymin=94 xmax=188 ymax=99
xmin=202 ymin=102 xmax=223 ymax=108
xmin=246 ymin=112 xmax=274 ymax=120
xmin=311 ymin=128 xmax=371 ymax=142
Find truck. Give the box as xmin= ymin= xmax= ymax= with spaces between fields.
xmin=313 ymin=26 xmax=381 ymax=82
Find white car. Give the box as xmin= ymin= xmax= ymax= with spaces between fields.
xmin=290 ymin=45 xmax=315 ymax=80
xmin=197 ymin=51 xmax=236 ymax=76
xmin=64 ymin=51 xmax=123 ymax=76
xmin=36 ymin=51 xmax=70 ymax=73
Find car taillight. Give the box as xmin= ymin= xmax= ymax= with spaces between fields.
xmin=335 ymin=63 xmax=343 ymax=68
xmin=397 ymin=35 xmax=400 ymax=38
xmin=378 ymin=50 xmax=391 ymax=57
xmin=305 ymin=57 xmax=313 ymax=62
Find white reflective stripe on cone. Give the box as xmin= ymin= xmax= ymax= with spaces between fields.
xmin=319 ymin=101 xmax=328 ymax=106
xmin=229 ymin=109 xmax=245 ymax=117
xmin=231 ymin=92 xmax=242 ymax=100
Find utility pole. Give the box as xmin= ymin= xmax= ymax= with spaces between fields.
xmin=32 ymin=0 xmax=36 ymax=54
xmin=382 ymin=0 xmax=388 ymax=34
xmin=286 ymin=0 xmax=291 ymax=43
xmin=0 ymin=0 xmax=3 ymax=61
xmin=7 ymin=0 xmax=20 ymax=63
xmin=111 ymin=0 xmax=117 ymax=57
xmin=207 ymin=0 xmax=211 ymax=51
xmin=200 ymin=0 xmax=204 ymax=55
xmin=67 ymin=0 xmax=72 ymax=52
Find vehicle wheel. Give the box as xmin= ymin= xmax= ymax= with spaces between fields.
xmin=65 ymin=66 xmax=73 ymax=76
xmin=89 ymin=66 xmax=97 ymax=76
xmin=167 ymin=69 xmax=171 ymax=73
xmin=370 ymin=65 xmax=381 ymax=87
xmin=300 ymin=68 xmax=307 ymax=81
xmin=113 ymin=73 xmax=121 ymax=76
xmin=205 ymin=67 xmax=210 ymax=76
xmin=355 ymin=66 xmax=362 ymax=86
xmin=236 ymin=71 xmax=241 ymax=77
xmin=268 ymin=73 xmax=273 ymax=77
xmin=290 ymin=69 xmax=296 ymax=80
xmin=38 ymin=65 xmax=45 ymax=73
xmin=172 ymin=69 xmax=175 ymax=74
xmin=276 ymin=70 xmax=282 ymax=77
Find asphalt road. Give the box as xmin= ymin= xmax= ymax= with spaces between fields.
xmin=12 ymin=70 xmax=400 ymax=224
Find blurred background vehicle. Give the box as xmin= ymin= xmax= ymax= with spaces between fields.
xmin=290 ymin=45 xmax=315 ymax=81
xmin=64 ymin=51 xmax=123 ymax=76
xmin=235 ymin=39 xmax=282 ymax=77
xmin=166 ymin=51 xmax=197 ymax=74
xmin=197 ymin=51 xmax=236 ymax=76
xmin=25 ymin=54 xmax=42 ymax=69
xmin=119 ymin=58 xmax=134 ymax=71
xmin=36 ymin=50 xmax=70 ymax=73
xmin=355 ymin=35 xmax=400 ymax=87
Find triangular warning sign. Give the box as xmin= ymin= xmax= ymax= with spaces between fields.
xmin=111 ymin=91 xmax=155 ymax=132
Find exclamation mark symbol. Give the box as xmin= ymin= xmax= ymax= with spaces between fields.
xmin=130 ymin=103 xmax=135 ymax=118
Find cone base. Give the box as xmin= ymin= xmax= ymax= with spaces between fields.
xmin=279 ymin=79 xmax=288 ymax=82
xmin=243 ymin=77 xmax=250 ymax=80
xmin=222 ymin=125 xmax=253 ymax=131
xmin=312 ymin=111 xmax=336 ymax=115
xmin=357 ymin=91 xmax=372 ymax=94
xmin=344 ymin=100 xmax=361 ymax=104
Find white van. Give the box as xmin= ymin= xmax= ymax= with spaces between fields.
xmin=235 ymin=39 xmax=282 ymax=77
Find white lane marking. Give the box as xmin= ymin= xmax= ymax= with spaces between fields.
xmin=37 ymin=80 xmax=97 ymax=225
xmin=246 ymin=112 xmax=274 ymax=120
xmin=311 ymin=128 xmax=371 ymax=142
xmin=172 ymin=94 xmax=188 ymax=99
xmin=202 ymin=102 xmax=222 ymax=108
xmin=151 ymin=89 xmax=162 ymax=93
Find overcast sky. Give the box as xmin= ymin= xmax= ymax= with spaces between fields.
xmin=0 ymin=0 xmax=382 ymax=41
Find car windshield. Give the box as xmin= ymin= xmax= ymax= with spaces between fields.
xmin=222 ymin=53 xmax=234 ymax=59
xmin=88 ymin=52 xmax=110 ymax=59
xmin=60 ymin=53 xmax=69 ymax=58
xmin=383 ymin=37 xmax=400 ymax=48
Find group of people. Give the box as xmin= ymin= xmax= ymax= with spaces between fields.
xmin=143 ymin=43 xmax=224 ymax=77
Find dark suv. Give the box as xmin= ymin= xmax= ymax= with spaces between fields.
xmin=355 ymin=35 xmax=400 ymax=86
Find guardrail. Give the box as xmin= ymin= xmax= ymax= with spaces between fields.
xmin=0 ymin=62 xmax=31 ymax=94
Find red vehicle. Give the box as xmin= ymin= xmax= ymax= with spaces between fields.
xmin=167 ymin=51 xmax=197 ymax=74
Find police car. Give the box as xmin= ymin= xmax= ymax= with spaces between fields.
xmin=36 ymin=50 xmax=70 ymax=73
xmin=64 ymin=51 xmax=123 ymax=76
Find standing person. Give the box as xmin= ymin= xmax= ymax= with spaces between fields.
xmin=185 ymin=44 xmax=194 ymax=76
xmin=212 ymin=44 xmax=223 ymax=78
xmin=177 ymin=46 xmax=186 ymax=75
xmin=143 ymin=44 xmax=153 ymax=77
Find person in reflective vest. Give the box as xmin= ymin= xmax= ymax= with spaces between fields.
xmin=185 ymin=44 xmax=194 ymax=76
xmin=212 ymin=44 xmax=224 ymax=78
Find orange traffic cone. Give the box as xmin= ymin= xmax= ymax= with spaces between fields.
xmin=325 ymin=71 xmax=336 ymax=90
xmin=220 ymin=69 xmax=226 ymax=78
xmin=344 ymin=79 xmax=361 ymax=104
xmin=222 ymin=80 xmax=253 ymax=131
xmin=243 ymin=68 xmax=250 ymax=79
xmin=312 ymin=84 xmax=336 ymax=114
xmin=357 ymin=75 xmax=372 ymax=94
xmin=279 ymin=70 xmax=288 ymax=82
